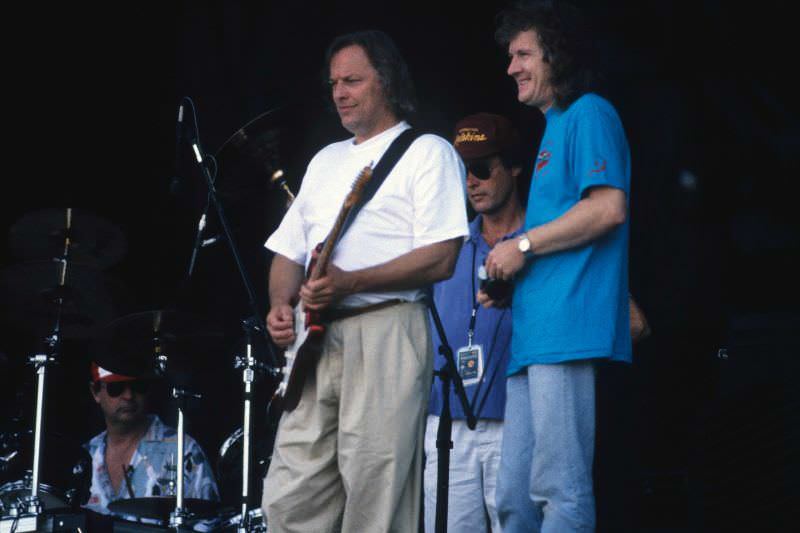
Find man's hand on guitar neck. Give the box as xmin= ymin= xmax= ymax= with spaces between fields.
xmin=300 ymin=263 xmax=357 ymax=311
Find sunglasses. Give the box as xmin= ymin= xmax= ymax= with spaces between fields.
xmin=102 ymin=380 xmax=151 ymax=397
xmin=466 ymin=159 xmax=497 ymax=180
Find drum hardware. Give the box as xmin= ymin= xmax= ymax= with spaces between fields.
xmin=156 ymin=458 xmax=177 ymax=497
xmin=1 ymin=209 xmax=119 ymax=531
xmin=0 ymin=259 xmax=124 ymax=340
xmin=0 ymin=210 xmax=100 ymax=530
xmin=1 ymin=510 xmax=86 ymax=532
xmin=175 ymin=98 xmax=281 ymax=531
xmin=219 ymin=109 xmax=293 ymax=532
xmin=214 ymin=105 xmax=283 ymax=200
xmin=19 ymin=208 xmax=75 ymax=522
xmin=168 ymin=387 xmax=203 ymax=528
xmin=0 ymin=425 xmax=91 ymax=525
xmin=0 ymin=208 xmax=128 ymax=340
xmin=0 ymin=514 xmax=36 ymax=533
xmin=217 ymin=507 xmax=266 ymax=533
xmin=216 ymin=421 xmax=270 ymax=508
xmin=175 ymin=97 xmax=278 ymax=370
xmin=152 ymin=340 xmax=199 ymax=530
xmin=108 ymin=496 xmax=219 ymax=521
xmin=8 ymin=208 xmax=127 ymax=270
xmin=230 ymin=319 xmax=276 ymax=533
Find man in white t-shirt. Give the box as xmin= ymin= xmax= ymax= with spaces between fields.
xmin=261 ymin=30 xmax=468 ymax=532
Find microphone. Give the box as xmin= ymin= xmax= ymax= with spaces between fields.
xmin=170 ymin=103 xmax=186 ymax=195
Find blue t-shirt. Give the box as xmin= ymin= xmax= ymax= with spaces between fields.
xmin=509 ymin=93 xmax=632 ymax=375
xmin=428 ymin=215 xmax=519 ymax=420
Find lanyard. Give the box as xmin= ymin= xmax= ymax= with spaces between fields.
xmin=468 ymin=240 xmax=480 ymax=347
xmin=463 ymin=231 xmax=510 ymax=418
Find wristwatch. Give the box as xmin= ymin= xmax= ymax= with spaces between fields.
xmin=518 ymin=234 xmax=534 ymax=257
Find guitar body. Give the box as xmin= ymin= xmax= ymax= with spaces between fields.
xmin=276 ymin=304 xmax=326 ymax=412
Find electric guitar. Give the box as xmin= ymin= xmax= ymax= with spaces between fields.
xmin=274 ymin=166 xmax=373 ymax=412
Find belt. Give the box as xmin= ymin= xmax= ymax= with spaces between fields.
xmin=320 ymin=299 xmax=406 ymax=323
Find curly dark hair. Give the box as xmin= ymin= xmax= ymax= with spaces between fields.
xmin=495 ymin=0 xmax=593 ymax=108
xmin=324 ymin=30 xmax=417 ymax=121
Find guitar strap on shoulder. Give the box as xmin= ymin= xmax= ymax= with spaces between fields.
xmin=334 ymin=127 xmax=422 ymax=246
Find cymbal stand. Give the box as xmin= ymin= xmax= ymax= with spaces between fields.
xmin=5 ymin=208 xmax=73 ymax=530
xmin=233 ymin=318 xmax=271 ymax=532
xmin=168 ymin=387 xmax=202 ymax=530
xmin=223 ymin=167 xmax=298 ymax=533
xmin=149 ymin=311 xmax=201 ymax=530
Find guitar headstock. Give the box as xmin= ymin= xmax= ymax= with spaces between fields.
xmin=344 ymin=166 xmax=373 ymax=208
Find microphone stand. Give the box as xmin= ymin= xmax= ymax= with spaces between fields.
xmin=180 ymin=100 xmax=279 ymax=532
xmin=426 ymin=296 xmax=476 ymax=533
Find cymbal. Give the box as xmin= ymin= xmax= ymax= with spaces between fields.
xmin=212 ymin=108 xmax=285 ymax=203
xmin=0 ymin=261 xmax=123 ymax=339
xmin=108 ymin=496 xmax=218 ymax=520
xmin=9 ymin=208 xmax=127 ymax=269
xmin=102 ymin=309 xmax=224 ymax=343
xmin=93 ymin=310 xmax=226 ymax=379
xmin=216 ymin=107 xmax=283 ymax=169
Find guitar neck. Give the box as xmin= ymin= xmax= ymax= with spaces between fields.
xmin=310 ymin=204 xmax=352 ymax=280
xmin=309 ymin=166 xmax=373 ymax=281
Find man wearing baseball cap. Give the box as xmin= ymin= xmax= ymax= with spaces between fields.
xmin=83 ymin=347 xmax=219 ymax=529
xmin=424 ymin=112 xmax=526 ymax=533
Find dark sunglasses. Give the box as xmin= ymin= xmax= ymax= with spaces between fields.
xmin=103 ymin=380 xmax=151 ymax=397
xmin=466 ymin=159 xmax=496 ymax=180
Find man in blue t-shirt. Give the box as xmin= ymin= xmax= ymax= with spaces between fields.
xmin=481 ymin=2 xmax=633 ymax=531
xmin=424 ymin=112 xmax=525 ymax=533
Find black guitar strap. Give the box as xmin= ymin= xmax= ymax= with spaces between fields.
xmin=334 ymin=127 xmax=422 ymax=246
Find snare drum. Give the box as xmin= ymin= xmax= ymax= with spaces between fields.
xmin=0 ymin=480 xmax=72 ymax=513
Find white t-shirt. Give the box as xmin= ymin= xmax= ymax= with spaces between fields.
xmin=265 ymin=121 xmax=468 ymax=307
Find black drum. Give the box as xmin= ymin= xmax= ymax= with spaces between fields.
xmin=0 ymin=427 xmax=91 ymax=515
xmin=215 ymin=426 xmax=273 ymax=512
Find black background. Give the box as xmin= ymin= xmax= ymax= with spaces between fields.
xmin=1 ymin=1 xmax=798 ymax=530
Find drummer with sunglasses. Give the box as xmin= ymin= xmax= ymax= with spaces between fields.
xmin=83 ymin=356 xmax=219 ymax=530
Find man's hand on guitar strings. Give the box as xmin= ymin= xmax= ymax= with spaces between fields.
xmin=300 ymin=263 xmax=357 ymax=311
xmin=266 ymin=304 xmax=296 ymax=347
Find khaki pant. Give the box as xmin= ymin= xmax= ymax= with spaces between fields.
xmin=263 ymin=302 xmax=433 ymax=533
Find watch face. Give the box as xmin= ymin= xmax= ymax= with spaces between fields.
xmin=518 ymin=237 xmax=530 ymax=253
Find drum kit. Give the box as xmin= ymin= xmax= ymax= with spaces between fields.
xmin=0 ymin=107 xmax=291 ymax=532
